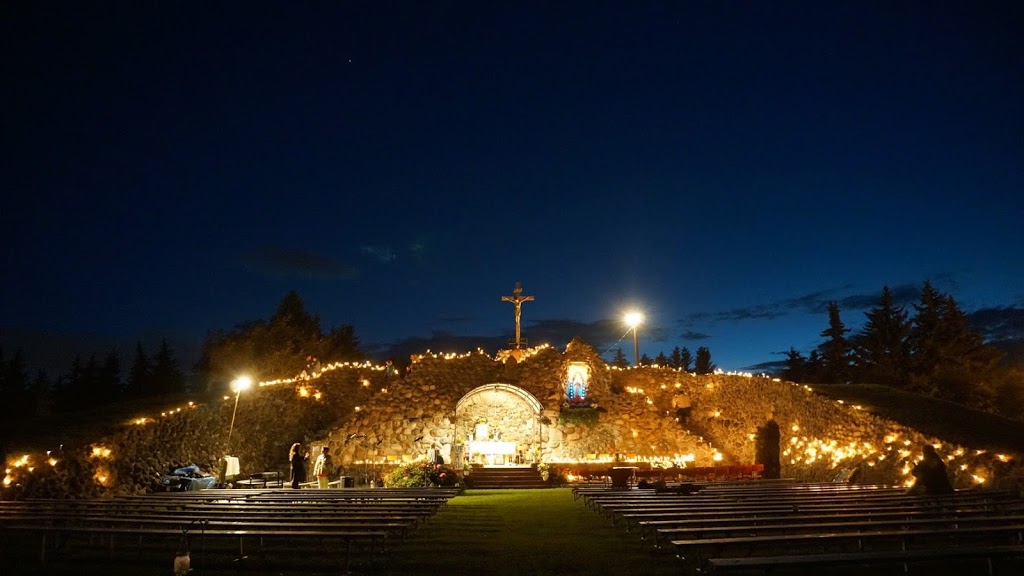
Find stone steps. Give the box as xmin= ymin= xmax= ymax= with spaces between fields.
xmin=466 ymin=466 xmax=549 ymax=489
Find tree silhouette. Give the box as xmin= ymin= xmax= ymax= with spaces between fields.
xmin=678 ymin=347 xmax=693 ymax=371
xmin=152 ymin=339 xmax=185 ymax=395
xmin=611 ymin=347 xmax=629 ymax=368
xmin=127 ymin=341 xmax=152 ymax=398
xmin=196 ymin=290 xmax=364 ymax=390
xmin=817 ymin=301 xmax=853 ymax=384
xmin=781 ymin=348 xmax=808 ymax=383
xmin=694 ymin=347 xmax=717 ymax=374
xmin=853 ymin=286 xmax=910 ymax=387
xmin=654 ymin=351 xmax=669 ymax=366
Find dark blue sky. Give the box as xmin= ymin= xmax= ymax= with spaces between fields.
xmin=3 ymin=1 xmax=1022 ymax=376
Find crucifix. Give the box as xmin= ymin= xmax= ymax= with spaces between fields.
xmin=501 ymin=282 xmax=534 ymax=349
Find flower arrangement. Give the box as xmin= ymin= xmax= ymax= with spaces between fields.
xmin=384 ymin=461 xmax=462 ymax=488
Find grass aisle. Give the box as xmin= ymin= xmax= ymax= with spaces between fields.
xmin=382 ymin=489 xmax=683 ymax=576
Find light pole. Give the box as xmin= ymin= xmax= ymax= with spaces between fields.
xmin=226 ymin=376 xmax=252 ymax=452
xmin=624 ymin=311 xmax=643 ymax=366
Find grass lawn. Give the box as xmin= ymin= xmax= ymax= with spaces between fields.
xmin=382 ymin=488 xmax=680 ymax=576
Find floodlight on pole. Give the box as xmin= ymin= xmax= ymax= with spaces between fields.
xmin=624 ymin=311 xmax=644 ymax=366
xmin=226 ymin=375 xmax=252 ymax=451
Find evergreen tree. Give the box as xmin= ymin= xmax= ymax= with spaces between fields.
xmin=694 ymin=346 xmax=717 ymax=374
xmin=196 ymin=291 xmax=365 ymax=390
xmin=97 ymin=350 xmax=122 ymax=403
xmin=29 ymin=369 xmax=53 ymax=419
xmin=816 ymin=301 xmax=853 ymax=383
xmin=654 ymin=351 xmax=669 ymax=366
xmin=127 ymin=341 xmax=152 ymax=398
xmin=320 ymin=324 xmax=362 ymax=364
xmin=611 ymin=347 xmax=629 ymax=368
xmin=781 ymin=348 xmax=808 ymax=383
xmin=907 ymin=280 xmax=945 ymax=383
xmin=0 ymin=349 xmax=31 ymax=428
xmin=853 ymin=286 xmax=910 ymax=387
xmin=669 ymin=346 xmax=683 ymax=369
xmin=152 ymin=338 xmax=185 ymax=395
xmin=679 ymin=347 xmax=693 ymax=372
xmin=805 ymin=350 xmax=824 ymax=382
xmin=907 ymin=282 xmax=1002 ymax=402
xmin=639 ymin=353 xmax=653 ymax=366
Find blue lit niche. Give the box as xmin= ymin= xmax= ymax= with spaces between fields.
xmin=565 ymin=362 xmax=590 ymax=405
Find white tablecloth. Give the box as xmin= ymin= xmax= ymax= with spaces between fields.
xmin=469 ymin=441 xmax=516 ymax=455
xmin=223 ymin=456 xmax=240 ymax=477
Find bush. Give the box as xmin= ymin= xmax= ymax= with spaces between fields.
xmin=384 ymin=461 xmax=462 ymax=488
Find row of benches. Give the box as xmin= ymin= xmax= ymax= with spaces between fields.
xmin=0 ymin=487 xmax=460 ymax=573
xmin=577 ymin=480 xmax=1024 ymax=574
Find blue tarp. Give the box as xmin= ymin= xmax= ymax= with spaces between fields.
xmin=162 ymin=464 xmax=216 ymax=491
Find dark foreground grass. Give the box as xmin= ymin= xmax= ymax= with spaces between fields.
xmin=382 ymin=488 xmax=681 ymax=576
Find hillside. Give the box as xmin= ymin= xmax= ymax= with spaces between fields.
xmin=811 ymin=383 xmax=1024 ymax=453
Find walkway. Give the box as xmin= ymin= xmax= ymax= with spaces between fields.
xmin=382 ymin=488 xmax=682 ymax=576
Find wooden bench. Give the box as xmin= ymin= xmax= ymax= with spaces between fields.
xmin=646 ymin=510 xmax=1024 ymax=545
xmin=615 ymin=497 xmax=1024 ymax=529
xmin=0 ymin=523 xmax=389 ymax=572
xmin=673 ymin=524 xmax=1024 ymax=568
xmin=706 ymin=544 xmax=1024 ymax=574
xmin=656 ymin=513 xmax=1024 ymax=545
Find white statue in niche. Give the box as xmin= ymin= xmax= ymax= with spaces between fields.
xmin=566 ymin=362 xmax=590 ymax=403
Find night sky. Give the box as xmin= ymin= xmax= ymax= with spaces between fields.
xmin=3 ymin=1 xmax=1022 ymax=377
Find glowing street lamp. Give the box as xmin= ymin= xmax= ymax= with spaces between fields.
xmin=624 ymin=311 xmax=643 ymax=366
xmin=226 ymin=376 xmax=252 ymax=451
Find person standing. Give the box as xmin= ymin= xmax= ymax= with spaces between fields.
xmin=289 ymin=442 xmax=309 ymax=489
xmin=313 ymin=446 xmax=334 ymax=489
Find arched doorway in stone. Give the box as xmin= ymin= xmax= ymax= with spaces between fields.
xmin=455 ymin=383 xmax=543 ymax=466
xmin=755 ymin=419 xmax=781 ymax=479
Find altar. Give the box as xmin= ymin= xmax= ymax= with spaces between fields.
xmin=468 ymin=440 xmax=516 ymax=465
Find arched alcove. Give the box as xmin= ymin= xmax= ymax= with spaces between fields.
xmin=455 ymin=383 xmax=543 ymax=465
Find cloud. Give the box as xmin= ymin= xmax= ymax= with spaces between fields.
xmin=680 ymin=330 xmax=711 ymax=341
xmin=684 ymin=281 xmax=930 ymax=326
xmin=242 ymin=247 xmax=358 ymax=279
xmin=360 ymin=244 xmax=397 ymax=263
xmin=369 ymin=331 xmax=508 ymax=361
xmin=742 ymin=359 xmax=788 ymax=374
xmin=968 ymin=305 xmax=1024 ymax=343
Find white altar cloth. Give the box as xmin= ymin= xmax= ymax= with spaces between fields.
xmin=469 ymin=440 xmax=516 ymax=455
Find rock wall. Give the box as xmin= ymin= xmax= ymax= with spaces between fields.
xmin=4 ymin=341 xmax=1022 ymax=498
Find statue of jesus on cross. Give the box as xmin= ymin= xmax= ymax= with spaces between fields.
xmin=501 ymin=282 xmax=534 ymax=349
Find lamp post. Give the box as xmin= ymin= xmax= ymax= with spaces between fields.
xmin=624 ymin=311 xmax=643 ymax=366
xmin=226 ymin=376 xmax=252 ymax=452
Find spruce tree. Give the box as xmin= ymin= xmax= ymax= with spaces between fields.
xmin=781 ymin=348 xmax=808 ymax=383
xmin=853 ymin=286 xmax=910 ymax=387
xmin=907 ymin=280 xmax=945 ymax=383
xmin=127 ymin=341 xmax=152 ymax=398
xmin=152 ymin=338 xmax=185 ymax=395
xmin=679 ymin=347 xmax=693 ymax=372
xmin=817 ymin=301 xmax=853 ymax=383
xmin=639 ymin=353 xmax=653 ymax=366
xmin=669 ymin=346 xmax=683 ymax=369
xmin=611 ymin=347 xmax=629 ymax=368
xmin=694 ymin=347 xmax=717 ymax=374
xmin=98 ymin=350 xmax=122 ymax=403
xmin=654 ymin=351 xmax=669 ymax=366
